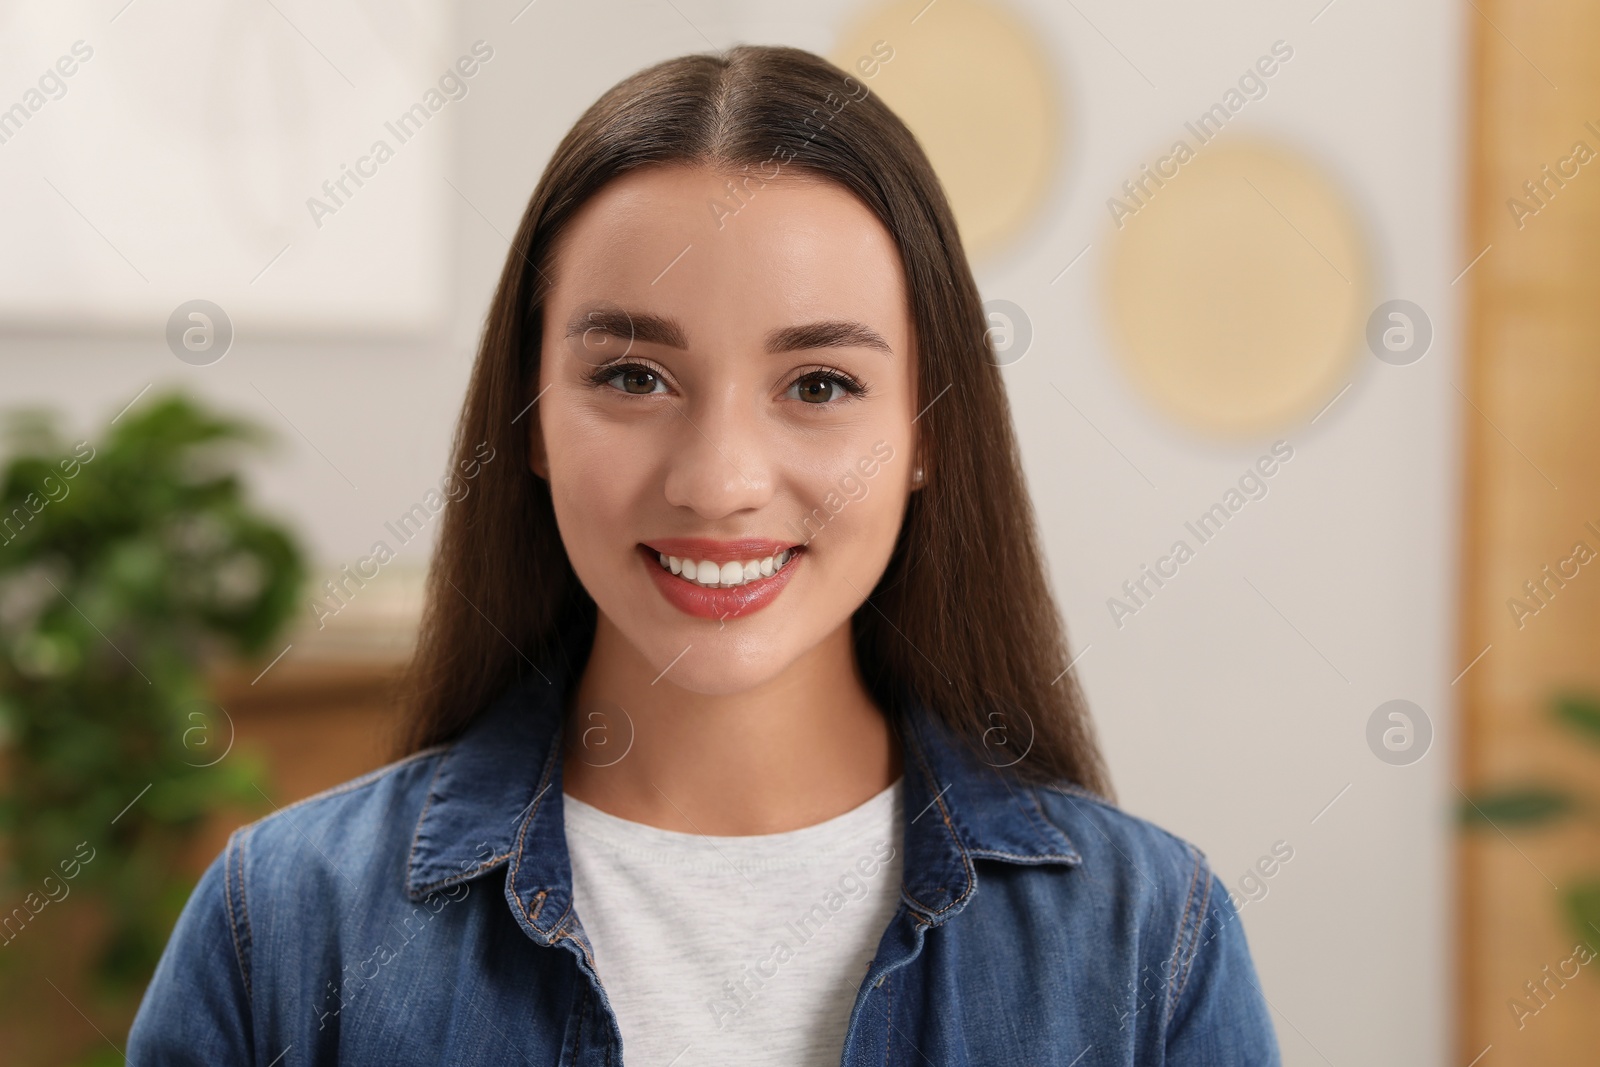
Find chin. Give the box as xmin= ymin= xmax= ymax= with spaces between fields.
xmin=633 ymin=625 xmax=801 ymax=696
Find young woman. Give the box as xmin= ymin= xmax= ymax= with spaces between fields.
xmin=129 ymin=44 xmax=1281 ymax=1065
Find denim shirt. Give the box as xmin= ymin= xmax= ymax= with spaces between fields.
xmin=127 ymin=654 xmax=1281 ymax=1066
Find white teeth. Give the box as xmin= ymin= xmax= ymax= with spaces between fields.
xmin=655 ymin=548 xmax=799 ymax=588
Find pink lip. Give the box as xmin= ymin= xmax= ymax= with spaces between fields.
xmin=638 ymin=543 xmax=803 ymax=620
xmin=642 ymin=536 xmax=803 ymax=563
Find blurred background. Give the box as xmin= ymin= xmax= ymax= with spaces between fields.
xmin=0 ymin=0 xmax=1593 ymax=1063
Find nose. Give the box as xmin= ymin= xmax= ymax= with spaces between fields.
xmin=660 ymin=388 xmax=776 ymax=520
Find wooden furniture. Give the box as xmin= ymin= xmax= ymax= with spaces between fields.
xmin=186 ymin=657 xmax=409 ymax=871
xmin=1460 ymin=0 xmax=1600 ymax=1061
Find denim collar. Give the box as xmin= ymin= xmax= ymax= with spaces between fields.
xmin=405 ymin=651 xmax=1081 ymax=939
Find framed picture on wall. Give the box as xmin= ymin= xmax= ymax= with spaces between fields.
xmin=0 ymin=0 xmax=462 ymax=335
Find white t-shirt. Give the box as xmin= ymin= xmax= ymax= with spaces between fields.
xmin=563 ymin=776 xmax=905 ymax=1066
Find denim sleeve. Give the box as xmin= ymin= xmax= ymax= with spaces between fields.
xmin=1164 ymin=864 xmax=1282 ymax=1065
xmin=127 ymin=831 xmax=254 ymax=1065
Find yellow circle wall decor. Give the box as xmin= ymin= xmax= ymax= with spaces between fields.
xmin=831 ymin=0 xmax=1060 ymax=263
xmin=1104 ymin=138 xmax=1368 ymax=437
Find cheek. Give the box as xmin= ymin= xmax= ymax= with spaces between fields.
xmin=843 ymin=479 xmax=906 ymax=569
xmin=793 ymin=436 xmax=907 ymax=565
xmin=541 ymin=406 xmax=649 ymax=566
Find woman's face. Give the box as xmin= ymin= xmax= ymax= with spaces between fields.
xmin=532 ymin=164 xmax=921 ymax=695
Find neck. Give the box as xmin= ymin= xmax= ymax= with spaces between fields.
xmin=559 ymin=613 xmax=902 ymax=835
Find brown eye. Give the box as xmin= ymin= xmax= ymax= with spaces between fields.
xmin=587 ymin=361 xmax=670 ymax=396
xmin=794 ymin=375 xmax=841 ymax=404
xmin=621 ymin=368 xmax=659 ymax=394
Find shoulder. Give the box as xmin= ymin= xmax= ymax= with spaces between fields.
xmin=217 ymin=748 xmax=454 ymax=1003
xmin=130 ymin=747 xmax=468 ymax=1059
xmin=229 ymin=746 xmax=449 ymax=902
xmin=1020 ymin=783 xmax=1279 ymax=1059
xmin=235 ymin=745 xmax=448 ymax=848
xmin=1031 ymin=782 xmax=1233 ymax=1002
xmin=1035 ymin=781 xmax=1214 ymax=898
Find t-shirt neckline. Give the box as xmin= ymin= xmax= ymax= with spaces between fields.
xmin=562 ymin=775 xmax=904 ymax=869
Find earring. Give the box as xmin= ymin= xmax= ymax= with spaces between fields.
xmin=913 ymin=465 xmax=924 ymax=485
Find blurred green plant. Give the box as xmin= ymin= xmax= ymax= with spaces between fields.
xmin=1459 ymin=692 xmax=1600 ymax=959
xmin=0 ymin=392 xmax=305 ymax=990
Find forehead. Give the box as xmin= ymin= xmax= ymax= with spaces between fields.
xmin=545 ymin=165 xmax=911 ymax=349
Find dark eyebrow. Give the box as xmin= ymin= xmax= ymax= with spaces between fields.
xmin=764 ymin=320 xmax=892 ymax=355
xmin=564 ymin=307 xmax=891 ymax=355
xmin=565 ymin=308 xmax=687 ymax=349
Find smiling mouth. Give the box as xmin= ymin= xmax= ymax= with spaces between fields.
xmin=641 ymin=545 xmax=803 ymax=589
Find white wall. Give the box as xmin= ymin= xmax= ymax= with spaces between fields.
xmin=1001 ymin=3 xmax=1462 ymax=1064
xmin=0 ymin=1 xmax=1461 ymax=1062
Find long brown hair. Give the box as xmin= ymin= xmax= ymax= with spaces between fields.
xmin=398 ymin=43 xmax=1112 ymax=798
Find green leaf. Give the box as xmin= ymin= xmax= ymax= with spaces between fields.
xmin=0 ymin=388 xmax=302 ymax=995
xmin=1553 ymin=693 xmax=1600 ymax=747
xmin=1563 ymin=881 xmax=1600 ymax=958
xmin=1458 ymin=786 xmax=1576 ymax=827
xmin=66 ymin=1048 xmax=128 ymax=1067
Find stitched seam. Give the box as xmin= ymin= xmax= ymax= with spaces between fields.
xmin=883 ymin=970 xmax=892 ymax=1064
xmin=1171 ymin=853 xmax=1210 ymax=1007
xmin=556 ymin=899 xmax=578 ymax=932
xmin=511 ymin=785 xmax=539 ymax=923
xmin=1165 ymin=845 xmax=1202 ymax=1007
xmin=223 ymin=833 xmax=241 ymax=990
xmin=557 ymin=920 xmax=598 ymax=974
xmin=901 ymin=720 xmax=975 ymax=918
xmin=403 ymin=755 xmax=452 ymax=886
xmin=1164 ymin=845 xmax=1207 ymax=1034
xmin=966 ymin=847 xmax=1078 ymax=862
xmin=236 ymin=830 xmax=255 ymax=994
xmin=410 ymin=852 xmax=513 ymax=897
xmin=509 ymin=716 xmax=565 ymax=929
xmin=223 ymin=829 xmax=252 ymax=1002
